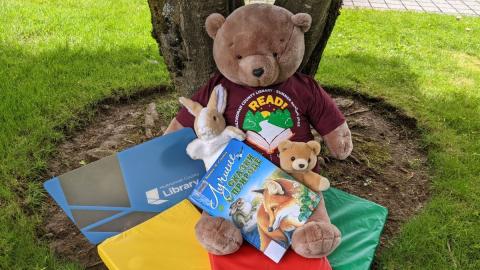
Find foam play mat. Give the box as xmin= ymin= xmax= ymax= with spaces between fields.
xmin=44 ymin=128 xmax=205 ymax=244
xmin=325 ymin=188 xmax=388 ymax=270
xmin=98 ymin=189 xmax=387 ymax=270
xmin=98 ymin=200 xmax=210 ymax=270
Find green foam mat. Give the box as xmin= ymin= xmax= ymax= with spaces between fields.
xmin=325 ymin=188 xmax=388 ymax=270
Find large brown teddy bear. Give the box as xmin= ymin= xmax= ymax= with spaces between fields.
xmin=166 ymin=4 xmax=351 ymax=259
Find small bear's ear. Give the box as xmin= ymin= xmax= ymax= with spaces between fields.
xmin=278 ymin=140 xmax=293 ymax=152
xmin=291 ymin=13 xmax=312 ymax=33
xmin=306 ymin=140 xmax=321 ymax=155
xmin=205 ymin=13 xmax=225 ymax=39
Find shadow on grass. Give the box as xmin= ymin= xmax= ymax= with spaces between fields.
xmin=320 ymin=53 xmax=422 ymax=128
xmin=321 ymin=52 xmax=480 ymax=135
xmin=321 ymin=53 xmax=480 ymax=269
xmin=320 ymin=52 xmax=419 ymax=94
xmin=0 ymin=42 xmax=168 ymax=172
xmin=0 ymin=43 xmax=168 ymax=269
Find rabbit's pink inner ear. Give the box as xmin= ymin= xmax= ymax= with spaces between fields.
xmin=208 ymin=84 xmax=227 ymax=113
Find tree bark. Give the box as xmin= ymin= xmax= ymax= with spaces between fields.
xmin=274 ymin=0 xmax=343 ymax=76
xmin=147 ymin=0 xmax=342 ymax=96
xmin=147 ymin=0 xmax=244 ymax=96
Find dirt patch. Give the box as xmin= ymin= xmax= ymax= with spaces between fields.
xmin=40 ymin=88 xmax=429 ymax=268
xmin=320 ymin=90 xmax=430 ymax=264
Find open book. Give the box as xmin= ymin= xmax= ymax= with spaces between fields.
xmin=246 ymin=120 xmax=293 ymax=154
xmin=189 ymin=140 xmax=321 ymax=263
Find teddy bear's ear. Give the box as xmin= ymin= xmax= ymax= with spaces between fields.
xmin=307 ymin=140 xmax=321 ymax=155
xmin=205 ymin=13 xmax=225 ymax=39
xmin=291 ymin=13 xmax=312 ymax=33
xmin=278 ymin=140 xmax=293 ymax=152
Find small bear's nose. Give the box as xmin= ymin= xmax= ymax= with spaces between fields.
xmin=252 ymin=68 xmax=264 ymax=77
xmin=299 ymin=163 xmax=305 ymax=169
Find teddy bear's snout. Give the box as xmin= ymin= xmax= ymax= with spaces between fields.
xmin=238 ymin=55 xmax=279 ymax=86
xmin=292 ymin=159 xmax=309 ymax=170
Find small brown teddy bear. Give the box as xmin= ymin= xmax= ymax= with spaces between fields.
xmin=277 ymin=139 xmax=341 ymax=258
xmin=278 ymin=140 xmax=330 ymax=193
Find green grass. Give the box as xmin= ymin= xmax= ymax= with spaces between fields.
xmin=1 ymin=1 xmax=479 ymax=269
xmin=317 ymin=10 xmax=480 ymax=269
xmin=0 ymin=0 xmax=167 ymax=269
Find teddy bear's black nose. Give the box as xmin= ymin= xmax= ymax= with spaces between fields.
xmin=252 ymin=68 xmax=264 ymax=77
xmin=299 ymin=163 xmax=305 ymax=168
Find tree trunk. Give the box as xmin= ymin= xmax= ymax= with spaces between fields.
xmin=274 ymin=0 xmax=343 ymax=76
xmin=147 ymin=0 xmax=342 ymax=96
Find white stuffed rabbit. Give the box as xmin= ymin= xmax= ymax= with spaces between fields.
xmin=179 ymin=84 xmax=246 ymax=170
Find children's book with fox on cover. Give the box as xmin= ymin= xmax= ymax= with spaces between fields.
xmin=189 ymin=139 xmax=321 ymax=263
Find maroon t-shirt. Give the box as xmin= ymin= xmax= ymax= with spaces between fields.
xmin=176 ymin=72 xmax=345 ymax=166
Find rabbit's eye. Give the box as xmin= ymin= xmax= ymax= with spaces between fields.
xmin=236 ymin=55 xmax=242 ymax=60
xmin=291 ymin=156 xmax=296 ymax=161
xmin=273 ymin=52 xmax=278 ymax=58
xmin=213 ymin=116 xmax=217 ymax=121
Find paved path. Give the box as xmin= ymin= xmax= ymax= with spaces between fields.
xmin=342 ymin=0 xmax=479 ymax=15
xmin=246 ymin=0 xmax=480 ymax=16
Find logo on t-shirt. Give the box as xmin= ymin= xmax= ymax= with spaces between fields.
xmin=234 ymin=89 xmax=301 ymax=154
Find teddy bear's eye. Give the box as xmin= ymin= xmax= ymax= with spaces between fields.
xmin=213 ymin=116 xmax=217 ymax=121
xmin=273 ymin=52 xmax=278 ymax=58
xmin=308 ymin=158 xmax=311 ymax=163
xmin=236 ymin=55 xmax=242 ymax=60
xmin=290 ymin=156 xmax=295 ymax=161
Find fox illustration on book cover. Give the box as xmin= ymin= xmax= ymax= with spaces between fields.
xmin=224 ymin=173 xmax=319 ymax=258
xmin=252 ymin=179 xmax=305 ymax=251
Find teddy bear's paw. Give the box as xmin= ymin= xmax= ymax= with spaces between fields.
xmin=323 ymin=122 xmax=352 ymax=160
xmin=291 ymin=221 xmax=341 ymax=258
xmin=318 ymin=176 xmax=330 ymax=191
xmin=194 ymin=212 xmax=243 ymax=255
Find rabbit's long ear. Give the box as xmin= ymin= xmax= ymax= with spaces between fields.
xmin=179 ymin=97 xmax=203 ymax=117
xmin=207 ymin=84 xmax=227 ymax=114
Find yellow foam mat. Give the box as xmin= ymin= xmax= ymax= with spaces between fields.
xmin=98 ymin=200 xmax=210 ymax=270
